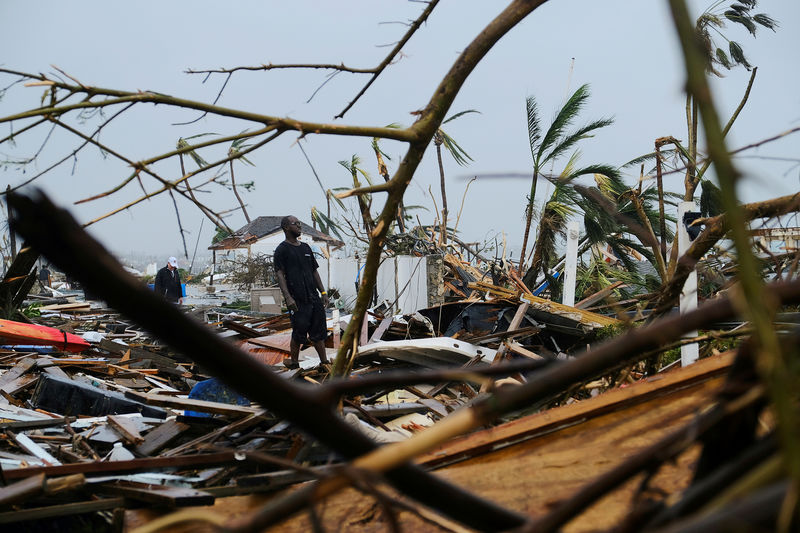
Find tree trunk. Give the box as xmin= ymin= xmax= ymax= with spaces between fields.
xmin=229 ymin=160 xmax=251 ymax=223
xmin=435 ymin=133 xmax=448 ymax=245
xmin=518 ymin=169 xmax=539 ymax=272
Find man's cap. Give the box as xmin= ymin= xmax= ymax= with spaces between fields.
xmin=168 ymin=257 xmax=178 ymax=267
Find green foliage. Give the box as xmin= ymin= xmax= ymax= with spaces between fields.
xmin=212 ymin=226 xmax=231 ymax=244
xmin=176 ymin=133 xmax=218 ymax=168
xmin=700 ymin=179 xmax=724 ymax=217
xmin=437 ymin=110 xmax=480 ymax=166
xmin=311 ymin=206 xmax=344 ymax=241
xmin=22 ymin=303 xmax=41 ymax=318
xmin=226 ymin=253 xmax=277 ymax=291
xmin=229 ymin=131 xmax=255 ymax=166
xmin=696 ymin=1 xmax=777 ymax=76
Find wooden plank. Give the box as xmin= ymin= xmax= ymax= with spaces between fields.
xmin=124 ymin=391 xmax=260 ymax=416
xmin=9 ymin=431 xmax=62 ymax=466
xmin=34 ymin=357 xmax=71 ymax=379
xmin=236 ymin=469 xmax=317 ymax=489
xmin=162 ymin=410 xmax=268 ymax=457
xmin=360 ymin=314 xmax=369 ymax=346
xmin=97 ymin=481 xmax=214 ymax=507
xmin=480 ymin=302 xmax=529 ymax=392
xmin=0 ymin=373 xmax=39 ymax=396
xmin=418 ymin=351 xmax=735 ymax=468
xmin=575 ymin=280 xmax=625 ymax=309
xmin=108 ymin=414 xmax=144 ymax=445
xmin=2 ymin=451 xmax=242 ymax=480
xmin=0 ymin=416 xmax=73 ymax=430
xmin=99 ymin=338 xmax=178 ymax=367
xmin=0 ymin=474 xmax=45 ymax=505
xmin=0 ymin=357 xmax=36 ymax=388
xmin=520 ymin=291 xmax=619 ymax=328
xmin=505 ymin=341 xmax=545 ymax=360
xmin=39 ymin=302 xmax=91 ymax=312
xmin=0 ymin=497 xmax=125 ymax=524
xmin=135 ymin=419 xmax=190 ymax=456
xmin=367 ymin=315 xmax=394 ymax=344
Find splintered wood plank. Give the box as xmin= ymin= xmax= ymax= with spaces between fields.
xmin=0 ymin=357 xmax=36 ymax=388
xmin=97 ymin=481 xmax=214 ymax=507
xmin=9 ymin=431 xmax=62 ymax=466
xmin=161 ymin=410 xmax=268 ymax=457
xmin=134 ymin=419 xmax=190 ymax=456
xmin=0 ymin=373 xmax=39 ymax=396
xmin=108 ymin=415 xmax=145 ymax=445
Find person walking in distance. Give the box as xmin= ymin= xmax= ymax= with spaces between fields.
xmin=154 ymin=256 xmax=183 ymax=304
xmin=274 ymin=216 xmax=330 ymax=369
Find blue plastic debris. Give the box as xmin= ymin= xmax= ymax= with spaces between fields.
xmin=185 ymin=378 xmax=250 ymax=418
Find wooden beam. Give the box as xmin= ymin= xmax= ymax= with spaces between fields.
xmin=108 ymin=414 xmax=145 ymax=445
xmin=134 ymin=419 xmax=190 ymax=456
xmin=575 ymin=281 xmax=625 ymax=310
xmin=1 ymin=451 xmax=245 ymax=481
xmin=123 ymin=391 xmax=260 ymax=416
xmin=0 ymin=497 xmax=125 ymax=524
xmin=96 ymin=481 xmax=214 ymax=507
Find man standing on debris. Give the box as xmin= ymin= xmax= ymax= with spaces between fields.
xmin=153 ymin=256 xmax=183 ymax=304
xmin=38 ymin=263 xmax=51 ymax=288
xmin=274 ymin=215 xmax=330 ymax=369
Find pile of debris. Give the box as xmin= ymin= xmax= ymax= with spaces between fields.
xmin=0 ymin=246 xmax=629 ymax=530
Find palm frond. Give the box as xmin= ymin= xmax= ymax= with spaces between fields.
xmin=526 ymin=95 xmax=541 ymax=161
xmin=443 ymin=109 xmax=480 ymax=125
xmin=440 ymin=130 xmax=474 ymax=166
xmin=371 ymin=138 xmax=392 ymax=161
xmin=536 ymin=84 xmax=590 ymax=163
xmin=311 ymin=208 xmax=345 ymax=241
xmin=729 ymin=41 xmax=752 ymax=69
xmin=357 ymin=166 xmax=374 ymax=186
xmin=176 ymin=137 xmax=209 ymax=169
xmin=753 ymin=13 xmax=778 ymax=31
xmin=621 ymin=151 xmax=658 ymax=169
xmin=700 ymin=178 xmax=724 ymax=217
xmin=543 ymin=117 xmax=614 ymax=165
xmin=715 ymin=47 xmax=733 ymax=69
xmin=725 ymin=11 xmax=757 ymax=35
xmin=327 ymin=189 xmax=347 ymax=210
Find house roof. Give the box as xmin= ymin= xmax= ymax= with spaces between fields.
xmin=208 ymin=216 xmax=344 ymax=251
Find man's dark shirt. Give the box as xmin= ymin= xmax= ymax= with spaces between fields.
xmin=274 ymin=241 xmax=319 ymax=304
xmin=154 ymin=267 xmax=182 ymax=302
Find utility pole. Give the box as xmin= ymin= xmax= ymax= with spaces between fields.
xmin=562 ymin=220 xmax=579 ymax=307
xmin=678 ymin=201 xmax=700 ymax=366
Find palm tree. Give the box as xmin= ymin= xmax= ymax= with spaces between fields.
xmin=339 ymin=155 xmax=375 ymax=236
xmin=432 ymin=110 xmax=478 ymax=245
xmin=519 ymin=84 xmax=613 ymax=272
xmin=522 ymin=158 xmax=624 ymax=291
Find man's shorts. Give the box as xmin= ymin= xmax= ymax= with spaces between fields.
xmin=290 ymin=298 xmax=327 ymax=344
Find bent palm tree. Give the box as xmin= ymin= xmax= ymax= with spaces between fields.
xmin=433 ymin=110 xmax=478 ymax=245
xmin=522 ymin=157 xmax=624 ymax=291
xmin=519 ymin=84 xmax=613 ymax=272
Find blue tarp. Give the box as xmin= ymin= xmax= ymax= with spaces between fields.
xmin=185 ymin=378 xmax=251 ymax=418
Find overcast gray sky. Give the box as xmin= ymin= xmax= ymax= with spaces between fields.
xmin=2 ymin=0 xmax=798 ymax=261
